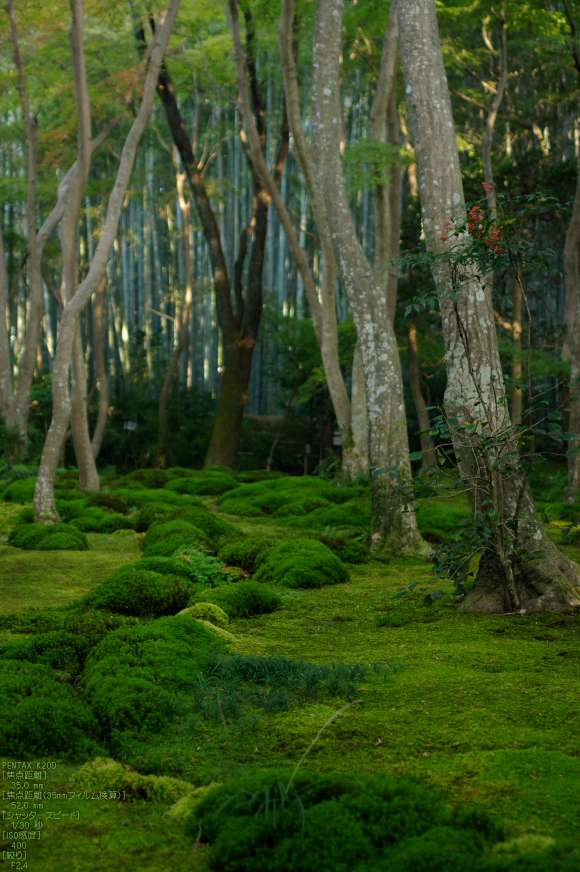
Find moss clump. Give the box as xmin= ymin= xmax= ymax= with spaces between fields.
xmin=318 ymin=535 xmax=368 ymax=564
xmin=178 ymin=602 xmax=229 ymax=628
xmin=0 ymin=660 xmax=103 ymax=759
xmin=88 ymin=492 xmax=130 ymax=514
xmin=1 ymin=478 xmax=37 ymax=503
xmin=70 ymin=508 xmax=134 ymax=533
xmin=186 ymin=770 xmax=505 ymax=872
xmin=125 ymin=468 xmax=170 ymax=489
xmin=191 ymin=581 xmax=282 ymax=619
xmin=10 ymin=522 xmax=88 ymax=551
xmin=254 ymin=539 xmax=349 ymax=589
xmin=218 ymin=536 xmax=276 ymax=574
xmin=143 ymin=520 xmax=211 ymax=557
xmin=130 ymin=502 xmax=175 ymax=532
xmin=416 ymin=499 xmax=472 ymax=544
xmin=0 ymin=630 xmax=90 ymax=673
xmin=83 ymin=616 xmax=222 ymax=749
xmin=127 ymin=556 xmax=204 ymax=585
xmin=170 ymin=506 xmax=241 ymax=545
xmin=70 ymin=757 xmax=195 ymax=803
xmin=84 ymin=568 xmax=192 ymax=617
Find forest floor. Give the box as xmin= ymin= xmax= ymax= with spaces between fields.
xmin=1 ymin=495 xmax=579 ymax=870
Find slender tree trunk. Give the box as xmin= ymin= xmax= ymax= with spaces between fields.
xmin=398 ymin=0 xmax=580 ymax=612
xmin=90 ymin=275 xmax=109 ymax=459
xmin=158 ymin=161 xmax=193 ymax=461
xmin=34 ymin=0 xmax=180 ymax=522
xmin=408 ymin=324 xmax=436 ymax=468
xmin=277 ymin=0 xmax=366 ymax=478
xmin=350 ymin=343 xmax=368 ymax=475
xmin=311 ymin=0 xmax=423 ymax=554
xmin=0 ymin=230 xmax=19 ymax=433
xmin=563 ymin=92 xmax=580 ymax=497
xmin=7 ymin=1 xmax=44 ymax=448
xmin=511 ymin=268 xmax=523 ymax=426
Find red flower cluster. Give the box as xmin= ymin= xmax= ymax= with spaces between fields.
xmin=467 ymin=205 xmax=504 ymax=254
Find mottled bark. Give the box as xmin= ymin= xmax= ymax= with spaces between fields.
xmin=59 ymin=0 xmax=100 ymax=493
xmin=350 ymin=343 xmax=368 ymax=475
xmin=398 ymin=0 xmax=580 ymax=612
xmin=34 ymin=0 xmax=180 ymax=522
xmin=0 ymin=230 xmax=19 ymax=432
xmin=90 ymin=275 xmax=109 ymax=459
xmin=6 ymin=1 xmax=43 ymax=446
xmin=370 ymin=0 xmax=400 ymax=324
xmin=408 ymin=324 xmax=436 ymax=468
xmin=278 ymin=0 xmax=366 ymax=477
xmin=158 ymin=164 xmax=192 ymax=461
xmin=312 ymin=0 xmax=422 ymax=554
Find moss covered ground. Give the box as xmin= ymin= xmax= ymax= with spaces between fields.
xmin=0 ymin=474 xmax=579 ymax=870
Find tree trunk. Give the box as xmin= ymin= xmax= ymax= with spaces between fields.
xmin=0 ymin=229 xmax=20 ymax=434
xmin=408 ymin=324 xmax=437 ymax=468
xmin=564 ymin=145 xmax=580 ymax=498
xmin=90 ymin=275 xmax=109 ymax=459
xmin=311 ymin=0 xmax=423 ymax=555
xmin=511 ymin=268 xmax=523 ymax=426
xmin=398 ymin=0 xmax=580 ymax=612
xmin=350 ymin=342 xmax=368 ymax=476
xmin=34 ymin=0 xmax=180 ymax=522
xmin=59 ymin=0 xmax=100 ymax=493
xmin=277 ymin=0 xmax=367 ymax=478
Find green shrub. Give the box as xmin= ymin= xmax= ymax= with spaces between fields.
xmin=84 ymin=568 xmax=192 ymax=617
xmin=186 ymin=770 xmax=503 ymax=872
xmin=192 ymin=581 xmax=282 ymax=619
xmin=0 ymin=660 xmax=102 ymax=759
xmin=172 ymin=548 xmax=237 ymax=586
xmin=54 ymin=497 xmax=90 ymax=521
xmin=143 ymin=520 xmax=211 ymax=557
xmin=2 ymin=478 xmax=37 ymax=503
xmin=10 ymin=522 xmax=88 ymax=551
xmin=170 ymin=507 xmax=241 ymax=544
xmin=218 ymin=536 xmax=276 ymax=574
xmin=130 ymin=502 xmax=175 ymax=532
xmin=254 ymin=539 xmax=349 ymax=589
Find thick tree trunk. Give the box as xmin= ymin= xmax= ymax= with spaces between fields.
xmin=311 ymin=0 xmax=423 ymax=554
xmin=398 ymin=0 xmax=580 ymax=612
xmin=34 ymin=0 xmax=180 ymax=522
xmin=204 ymin=340 xmax=254 ymax=469
xmin=408 ymin=325 xmax=437 ymax=468
xmin=90 ymin=275 xmax=109 ymax=459
xmin=0 ymin=230 xmax=19 ymax=433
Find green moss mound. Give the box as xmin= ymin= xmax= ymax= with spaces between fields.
xmin=318 ymin=535 xmax=368 ymax=564
xmin=218 ymin=536 xmax=277 ymax=574
xmin=127 ymin=556 xmax=204 ymax=585
xmin=69 ymin=507 xmax=134 ymax=533
xmin=9 ymin=521 xmax=88 ymax=551
xmin=130 ymin=502 xmax=175 ymax=532
xmin=170 ymin=506 xmax=241 ymax=544
xmin=88 ymin=492 xmax=130 ymax=514
xmin=185 ymin=770 xmax=514 ymax=872
xmin=125 ymin=468 xmax=170 ymax=489
xmin=416 ymin=500 xmax=472 ymax=544
xmin=178 ymin=602 xmax=229 ymax=628
xmin=0 ymin=631 xmax=90 ymax=673
xmin=83 ymin=616 xmax=222 ymax=750
xmin=0 ymin=660 xmax=103 ymax=759
xmin=285 ymin=499 xmax=371 ymax=530
xmin=254 ymin=539 xmax=349 ymax=589
xmin=70 ymin=757 xmax=195 ymax=803
xmin=108 ymin=487 xmax=197 ymax=510
xmin=84 ymin=568 xmax=192 ymax=617
xmin=1 ymin=478 xmax=37 ymax=503
xmin=218 ymin=477 xmax=367 ymax=520
xmin=165 ymin=472 xmax=238 ymax=496
xmin=192 ymin=581 xmax=282 ymax=619
xmin=143 ymin=519 xmax=211 ymax=557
